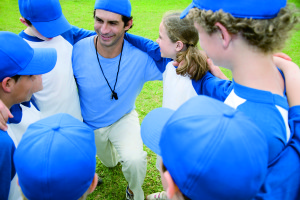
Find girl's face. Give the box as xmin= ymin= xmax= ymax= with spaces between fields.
xmin=156 ymin=22 xmax=178 ymax=60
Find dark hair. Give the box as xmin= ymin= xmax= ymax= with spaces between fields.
xmin=11 ymin=75 xmax=21 ymax=82
xmin=93 ymin=10 xmax=133 ymax=31
xmin=161 ymin=162 xmax=191 ymax=200
xmin=24 ymin=18 xmax=32 ymax=26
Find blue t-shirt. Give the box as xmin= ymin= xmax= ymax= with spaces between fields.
xmin=255 ymin=105 xmax=300 ymax=199
xmin=72 ymin=36 xmax=162 ymax=129
xmin=0 ymin=129 xmax=16 ymax=200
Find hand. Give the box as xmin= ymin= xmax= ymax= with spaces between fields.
xmin=207 ymin=58 xmax=229 ymax=80
xmin=273 ymin=52 xmax=292 ymax=61
xmin=0 ymin=100 xmax=13 ymax=131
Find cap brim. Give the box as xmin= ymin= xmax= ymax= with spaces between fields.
xmin=180 ymin=2 xmax=196 ymax=19
xmin=32 ymin=14 xmax=72 ymax=38
xmin=141 ymin=107 xmax=175 ymax=155
xmin=18 ymin=48 xmax=57 ymax=76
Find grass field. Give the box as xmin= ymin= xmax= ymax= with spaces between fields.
xmin=1 ymin=0 xmax=300 ymax=199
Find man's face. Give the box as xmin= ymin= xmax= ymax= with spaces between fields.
xmin=12 ymin=75 xmax=42 ymax=103
xmin=94 ymin=9 xmax=131 ymax=48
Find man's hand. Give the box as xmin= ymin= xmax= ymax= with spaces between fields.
xmin=0 ymin=100 xmax=13 ymax=131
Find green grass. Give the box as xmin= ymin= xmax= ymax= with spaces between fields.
xmin=1 ymin=0 xmax=300 ymax=199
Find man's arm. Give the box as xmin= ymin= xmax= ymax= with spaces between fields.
xmin=61 ymin=25 xmax=97 ymax=45
xmin=124 ymin=33 xmax=170 ymax=73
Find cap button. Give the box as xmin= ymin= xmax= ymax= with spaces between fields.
xmin=223 ymin=109 xmax=237 ymax=118
xmin=52 ymin=123 xmax=60 ymax=131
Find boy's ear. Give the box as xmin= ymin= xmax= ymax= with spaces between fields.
xmin=1 ymin=77 xmax=14 ymax=93
xmin=20 ymin=17 xmax=30 ymax=27
xmin=164 ymin=171 xmax=180 ymax=199
xmin=215 ymin=22 xmax=231 ymax=49
xmin=124 ymin=19 xmax=133 ymax=32
xmin=88 ymin=173 xmax=98 ymax=194
xmin=175 ymin=41 xmax=185 ymax=52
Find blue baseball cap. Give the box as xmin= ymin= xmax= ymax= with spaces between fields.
xmin=0 ymin=31 xmax=56 ymax=82
xmin=94 ymin=0 xmax=132 ymax=18
xmin=141 ymin=96 xmax=268 ymax=200
xmin=19 ymin=0 xmax=72 ymax=38
xmin=180 ymin=0 xmax=287 ymax=19
xmin=14 ymin=113 xmax=96 ymax=200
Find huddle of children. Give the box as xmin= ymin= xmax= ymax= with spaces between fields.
xmin=1 ymin=0 xmax=300 ymax=200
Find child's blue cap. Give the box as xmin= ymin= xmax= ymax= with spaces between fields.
xmin=19 ymin=0 xmax=72 ymax=38
xmin=0 ymin=31 xmax=56 ymax=82
xmin=14 ymin=113 xmax=96 ymax=200
xmin=141 ymin=96 xmax=268 ymax=200
xmin=94 ymin=0 xmax=131 ymax=18
xmin=180 ymin=0 xmax=287 ymax=19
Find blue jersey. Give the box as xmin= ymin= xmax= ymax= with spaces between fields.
xmin=255 ymin=105 xmax=300 ymax=199
xmin=0 ymin=129 xmax=16 ymax=200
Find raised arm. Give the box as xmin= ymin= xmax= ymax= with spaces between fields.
xmin=274 ymin=56 xmax=300 ymax=107
xmin=124 ymin=33 xmax=170 ymax=73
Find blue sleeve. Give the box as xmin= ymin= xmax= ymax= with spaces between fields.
xmin=124 ymin=33 xmax=170 ymax=73
xmin=289 ymin=106 xmax=300 ymax=143
xmin=192 ymin=71 xmax=233 ymax=101
xmin=61 ymin=25 xmax=96 ymax=45
xmin=0 ymin=131 xmax=16 ymax=200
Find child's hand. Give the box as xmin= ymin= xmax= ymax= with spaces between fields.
xmin=273 ymin=52 xmax=292 ymax=61
xmin=0 ymin=100 xmax=13 ymax=131
xmin=207 ymin=58 xmax=229 ymax=80
xmin=273 ymin=56 xmax=300 ymax=107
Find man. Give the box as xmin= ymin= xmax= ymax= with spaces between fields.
xmin=0 ymin=31 xmax=56 ymax=200
xmin=72 ymin=0 xmax=162 ymax=199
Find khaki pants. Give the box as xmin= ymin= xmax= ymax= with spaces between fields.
xmin=94 ymin=110 xmax=146 ymax=200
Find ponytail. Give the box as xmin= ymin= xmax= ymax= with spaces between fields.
xmin=176 ymin=46 xmax=209 ymax=81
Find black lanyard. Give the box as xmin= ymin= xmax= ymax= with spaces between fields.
xmin=95 ymin=36 xmax=124 ymax=100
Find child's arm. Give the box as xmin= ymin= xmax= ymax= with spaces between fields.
xmin=124 ymin=33 xmax=170 ymax=73
xmin=274 ymin=56 xmax=300 ymax=107
xmin=173 ymin=58 xmax=230 ymax=80
xmin=0 ymin=100 xmax=13 ymax=131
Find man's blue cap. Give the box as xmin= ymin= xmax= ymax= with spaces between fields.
xmin=19 ymin=0 xmax=72 ymax=38
xmin=14 ymin=113 xmax=96 ymax=200
xmin=0 ymin=31 xmax=56 ymax=82
xmin=141 ymin=96 xmax=268 ymax=200
xmin=180 ymin=0 xmax=287 ymax=19
xmin=94 ymin=0 xmax=131 ymax=18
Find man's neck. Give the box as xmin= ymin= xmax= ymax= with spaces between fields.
xmin=94 ymin=36 xmax=124 ymax=58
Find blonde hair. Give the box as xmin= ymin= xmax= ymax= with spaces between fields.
xmin=162 ymin=12 xmax=209 ymax=81
xmin=21 ymin=187 xmax=90 ymax=200
xmin=188 ymin=4 xmax=300 ymax=53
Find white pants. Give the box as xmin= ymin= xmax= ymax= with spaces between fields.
xmin=94 ymin=110 xmax=147 ymax=200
